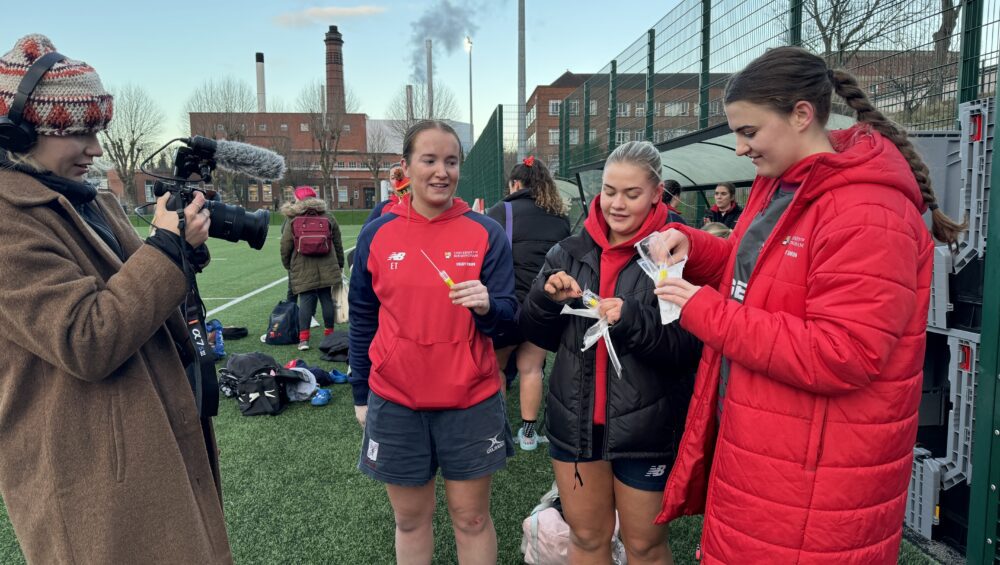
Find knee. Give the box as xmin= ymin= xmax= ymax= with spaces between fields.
xmin=394 ymin=510 xmax=432 ymax=534
xmin=569 ymin=524 xmax=614 ymax=553
xmin=450 ymin=508 xmax=490 ymax=536
xmin=620 ymin=534 xmax=667 ymax=561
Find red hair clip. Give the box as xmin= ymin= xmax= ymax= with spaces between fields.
xmin=523 ymin=155 xmax=535 ymax=167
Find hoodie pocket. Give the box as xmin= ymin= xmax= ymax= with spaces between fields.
xmin=804 ymin=396 xmax=828 ymax=471
xmin=110 ymin=393 xmax=126 ymax=482
xmin=378 ymin=337 xmax=488 ymax=407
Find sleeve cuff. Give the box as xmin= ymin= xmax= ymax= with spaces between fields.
xmin=351 ymin=380 xmax=370 ymax=406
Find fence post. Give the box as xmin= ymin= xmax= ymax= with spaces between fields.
xmin=967 ymin=90 xmax=1000 ymax=564
xmin=646 ymin=28 xmax=656 ymax=142
xmin=495 ymin=105 xmax=505 ymax=197
xmin=583 ymin=81 xmax=591 ymax=163
xmin=609 ymin=60 xmax=618 ymax=154
xmin=560 ymin=98 xmax=569 ymax=177
xmin=699 ymin=0 xmax=712 ymax=129
xmin=788 ymin=0 xmax=803 ymax=46
xmin=958 ymin=0 xmax=984 ymax=103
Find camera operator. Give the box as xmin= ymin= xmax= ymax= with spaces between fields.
xmin=0 ymin=35 xmax=232 ymax=563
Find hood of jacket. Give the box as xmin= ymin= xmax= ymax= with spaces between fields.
xmin=281 ymin=197 xmax=327 ymax=218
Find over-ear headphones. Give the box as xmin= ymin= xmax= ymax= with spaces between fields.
xmin=0 ymin=51 xmax=66 ymax=153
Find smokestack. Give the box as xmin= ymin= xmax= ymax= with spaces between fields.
xmin=517 ymin=0 xmax=526 ymax=159
xmin=425 ymin=39 xmax=434 ymax=119
xmin=406 ymin=84 xmax=415 ymax=122
xmin=324 ymin=25 xmax=347 ymax=115
xmin=255 ymin=52 xmax=266 ymax=113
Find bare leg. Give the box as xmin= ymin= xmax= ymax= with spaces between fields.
xmin=444 ymin=475 xmax=497 ymax=565
xmin=494 ymin=345 xmax=516 ymax=398
xmin=516 ymin=342 xmax=547 ymax=423
xmin=552 ymin=459 xmax=616 ymax=564
xmin=613 ymin=478 xmax=673 ymax=565
xmin=385 ymin=480 xmax=437 ymax=565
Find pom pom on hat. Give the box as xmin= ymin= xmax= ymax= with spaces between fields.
xmin=0 ymin=34 xmax=113 ymax=137
xmin=294 ymin=186 xmax=318 ymax=201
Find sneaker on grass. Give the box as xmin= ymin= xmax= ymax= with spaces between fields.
xmin=517 ymin=427 xmax=538 ymax=451
xmin=297 ymin=341 xmax=310 ymax=351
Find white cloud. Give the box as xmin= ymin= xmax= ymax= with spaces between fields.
xmin=274 ymin=6 xmax=387 ymax=28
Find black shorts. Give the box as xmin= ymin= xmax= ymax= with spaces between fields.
xmin=549 ymin=426 xmax=673 ymax=492
xmin=359 ymin=391 xmax=515 ymax=486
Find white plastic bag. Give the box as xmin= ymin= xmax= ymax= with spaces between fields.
xmin=635 ymin=233 xmax=687 ymax=324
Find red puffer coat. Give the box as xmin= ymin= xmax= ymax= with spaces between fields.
xmin=656 ymin=125 xmax=934 ymax=564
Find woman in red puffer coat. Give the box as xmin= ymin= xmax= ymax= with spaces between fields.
xmin=652 ymin=46 xmax=965 ymax=564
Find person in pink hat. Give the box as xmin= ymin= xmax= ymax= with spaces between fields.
xmin=280 ymin=185 xmax=345 ymax=349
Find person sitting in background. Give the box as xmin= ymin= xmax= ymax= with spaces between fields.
xmin=702 ymin=181 xmax=742 ymax=229
xmin=701 ymin=221 xmax=732 ymax=238
xmin=485 ymin=155 xmax=571 ymax=450
xmin=280 ymin=186 xmax=345 ymax=350
xmin=662 ymin=179 xmax=687 ymax=225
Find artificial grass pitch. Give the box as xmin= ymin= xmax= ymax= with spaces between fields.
xmin=0 ymin=225 xmax=939 ymax=564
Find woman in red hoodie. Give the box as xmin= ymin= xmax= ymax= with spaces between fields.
xmin=520 ymin=140 xmax=703 ymax=564
xmin=653 ymin=46 xmax=965 ymax=563
xmin=349 ymin=120 xmax=518 ymax=564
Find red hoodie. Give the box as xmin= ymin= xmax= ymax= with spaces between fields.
xmin=582 ymin=197 xmax=669 ymax=424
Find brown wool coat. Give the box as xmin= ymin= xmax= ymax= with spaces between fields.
xmin=0 ymin=169 xmax=232 ymax=564
xmin=280 ymin=198 xmax=344 ymax=295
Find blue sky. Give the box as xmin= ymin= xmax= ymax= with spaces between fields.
xmin=8 ymin=1 xmax=677 ymax=142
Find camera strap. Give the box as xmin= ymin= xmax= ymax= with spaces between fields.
xmin=177 ymin=211 xmax=219 ymax=418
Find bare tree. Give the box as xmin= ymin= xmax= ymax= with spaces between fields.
xmin=798 ymin=0 xmax=930 ymax=66
xmin=100 ymin=84 xmax=163 ymax=208
xmin=384 ymin=82 xmax=461 ymax=142
xmin=183 ymin=77 xmax=257 ymax=205
xmin=362 ymin=122 xmax=393 ymax=187
xmin=296 ymin=79 xmax=359 ymax=206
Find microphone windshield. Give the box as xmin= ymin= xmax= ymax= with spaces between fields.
xmin=212 ymin=139 xmax=286 ymax=180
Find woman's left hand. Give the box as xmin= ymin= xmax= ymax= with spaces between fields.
xmin=597 ymin=298 xmax=624 ymax=325
xmin=450 ymin=280 xmax=491 ymax=316
xmin=654 ymin=277 xmax=701 ymax=308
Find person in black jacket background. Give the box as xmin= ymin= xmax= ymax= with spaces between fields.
xmin=519 ymin=141 xmax=701 ymax=564
xmin=486 ymin=156 xmax=570 ymax=451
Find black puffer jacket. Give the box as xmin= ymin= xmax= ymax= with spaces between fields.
xmin=486 ymin=190 xmax=571 ymax=302
xmin=519 ymin=230 xmax=702 ymax=460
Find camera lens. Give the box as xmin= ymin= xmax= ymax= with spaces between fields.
xmin=204 ymin=201 xmax=270 ymax=250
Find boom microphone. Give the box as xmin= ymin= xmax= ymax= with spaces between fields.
xmin=183 ymin=135 xmax=286 ymax=180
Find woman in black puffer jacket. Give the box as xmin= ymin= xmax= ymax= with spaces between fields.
xmin=519 ymin=141 xmax=701 ymax=564
xmin=485 ymin=156 xmax=570 ymax=451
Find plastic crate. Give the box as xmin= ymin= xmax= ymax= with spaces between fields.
xmin=940 ymin=335 xmax=980 ymax=489
xmin=906 ymin=447 xmax=943 ymax=540
xmin=911 ymin=131 xmax=963 ymax=233
xmin=953 ymin=98 xmax=995 ymax=272
xmin=928 ymin=245 xmax=954 ymax=330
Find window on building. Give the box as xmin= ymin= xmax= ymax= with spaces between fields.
xmin=262 ymin=183 xmax=272 ymax=201
xmin=548 ymin=129 xmax=560 ymax=145
xmin=549 ymin=100 xmax=561 ymax=116
xmin=280 ymin=123 xmax=288 ymax=132
xmin=144 ymin=180 xmax=155 ymax=202
xmin=343 ymin=124 xmax=351 ymax=133
xmin=337 ymin=161 xmax=345 ymax=168
xmin=588 ymin=129 xmax=597 ymax=143
xmin=569 ymin=128 xmax=579 ymax=146
xmin=338 ymin=187 xmax=348 ymax=203
xmin=709 ymin=100 xmax=723 ymax=116
xmin=258 ymin=123 xmax=267 ymax=132
xmin=527 ymin=132 xmax=536 ymax=149
xmin=567 ymin=99 xmax=580 ymax=116
xmin=633 ymin=130 xmax=645 ymax=141
xmin=215 ymin=124 xmax=225 ymax=132
xmin=617 ymin=103 xmax=630 ymax=117
xmin=589 ymin=100 xmax=598 ymax=116
xmin=526 ymin=105 xmax=536 ymax=126
xmin=300 ymin=122 xmax=310 ymax=132
xmin=615 ymin=130 xmax=630 ymax=145
xmin=635 ymin=105 xmax=646 ymax=118
xmin=665 ymin=102 xmax=689 ymax=116
xmin=249 ymin=183 xmax=259 ymax=202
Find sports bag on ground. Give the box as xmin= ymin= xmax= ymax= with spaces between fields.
xmin=291 ymin=211 xmax=332 ymax=256
xmin=265 ymin=299 xmax=300 ymax=345
xmin=220 ymin=352 xmax=299 ymax=416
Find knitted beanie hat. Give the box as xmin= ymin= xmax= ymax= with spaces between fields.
xmin=0 ymin=34 xmax=113 ymax=137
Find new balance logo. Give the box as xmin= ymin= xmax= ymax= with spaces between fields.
xmin=486 ymin=434 xmax=504 ymax=454
xmin=388 ymin=251 xmax=406 ymax=261
xmin=645 ymin=464 xmax=667 ymax=478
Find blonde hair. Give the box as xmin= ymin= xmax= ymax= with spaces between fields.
xmin=605 ymin=141 xmax=662 ymax=188
xmin=3 ymin=149 xmax=46 ymax=173
xmin=702 ymin=221 xmax=732 ymax=238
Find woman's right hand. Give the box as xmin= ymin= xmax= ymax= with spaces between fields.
xmin=153 ymin=191 xmax=211 ymax=248
xmin=543 ymin=271 xmax=582 ymax=303
xmin=354 ymin=405 xmax=368 ymax=428
xmin=656 ymin=228 xmax=690 ymax=264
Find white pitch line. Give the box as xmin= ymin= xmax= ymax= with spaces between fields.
xmin=205 ymin=245 xmax=355 ymax=317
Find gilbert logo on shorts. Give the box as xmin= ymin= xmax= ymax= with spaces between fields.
xmin=486 ymin=434 xmax=504 ymax=454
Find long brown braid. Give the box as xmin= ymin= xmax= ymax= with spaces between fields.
xmin=725 ymin=46 xmax=965 ymax=245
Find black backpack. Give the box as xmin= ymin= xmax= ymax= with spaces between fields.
xmin=265 ymin=299 xmax=300 ymax=345
xmin=220 ymin=352 xmax=297 ymax=416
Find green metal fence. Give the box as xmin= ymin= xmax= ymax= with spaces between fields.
xmin=456 ymin=105 xmax=506 ymax=207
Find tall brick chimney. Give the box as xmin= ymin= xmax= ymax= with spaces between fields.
xmin=324 ymin=25 xmax=346 ymax=115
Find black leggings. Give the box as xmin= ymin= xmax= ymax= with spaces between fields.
xmin=297 ymin=287 xmax=335 ymax=330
